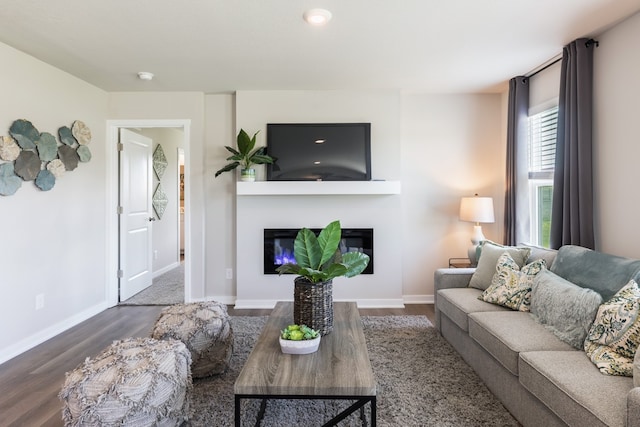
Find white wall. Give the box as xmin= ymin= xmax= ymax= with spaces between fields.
xmin=594 ymin=11 xmax=640 ymax=258
xmin=204 ymin=94 xmax=236 ymax=303
xmin=529 ymin=61 xmax=561 ymax=112
xmin=137 ymin=128 xmax=184 ymax=275
xmin=203 ymin=90 xmax=504 ymax=306
xmin=231 ymin=90 xmax=404 ymax=307
xmin=400 ymin=93 xmax=504 ymax=299
xmin=0 ymin=42 xmax=108 ymax=363
xmin=107 ymin=92 xmax=206 ymax=300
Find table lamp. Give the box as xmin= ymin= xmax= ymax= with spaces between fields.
xmin=459 ymin=194 xmax=495 ymax=265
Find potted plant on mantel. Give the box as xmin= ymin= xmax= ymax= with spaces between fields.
xmin=214 ymin=129 xmax=274 ymax=182
xmin=276 ymin=220 xmax=370 ymax=335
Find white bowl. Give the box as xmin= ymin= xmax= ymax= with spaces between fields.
xmin=279 ymin=336 xmax=321 ymax=354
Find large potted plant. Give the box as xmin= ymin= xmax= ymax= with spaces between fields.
xmin=276 ymin=220 xmax=370 ymax=335
xmin=214 ymin=129 xmax=274 ymax=181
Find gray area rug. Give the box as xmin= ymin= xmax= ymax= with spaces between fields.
xmin=120 ymin=263 xmax=184 ymax=305
xmin=188 ymin=315 xmax=519 ymax=426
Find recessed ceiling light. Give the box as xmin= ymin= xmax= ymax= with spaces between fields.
xmin=137 ymin=71 xmax=154 ymax=81
xmin=303 ymin=8 xmax=332 ymax=26
xmin=314 ymin=161 xmax=321 ymax=165
xmin=315 ymin=139 xmax=326 ymax=144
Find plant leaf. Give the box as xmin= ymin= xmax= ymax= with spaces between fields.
xmin=224 ymin=145 xmax=240 ymax=156
xmin=214 ymin=161 xmax=240 ymax=177
xmin=321 ymin=264 xmax=348 ymax=281
xmin=317 ymin=220 xmax=341 ymax=267
xmin=341 ymin=252 xmax=370 ymax=278
xmin=275 ymin=263 xmax=302 ymax=275
xmin=297 ymin=267 xmax=329 ymax=283
xmin=294 ymin=228 xmax=322 ymax=269
xmin=237 ymin=129 xmax=257 ymax=155
xmin=250 ymin=154 xmax=274 ymax=164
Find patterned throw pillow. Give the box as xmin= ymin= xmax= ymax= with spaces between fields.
xmin=584 ymin=279 xmax=640 ymax=376
xmin=478 ymin=252 xmax=547 ymax=311
xmin=469 ymin=241 xmax=531 ymax=290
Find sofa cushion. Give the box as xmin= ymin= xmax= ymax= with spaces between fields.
xmin=469 ymin=241 xmax=531 ymax=290
xmin=519 ymin=351 xmax=634 ymax=427
xmin=437 ymin=288 xmax=509 ymax=332
xmin=468 ymin=311 xmax=575 ymax=376
xmin=531 ymin=270 xmax=603 ymax=349
xmin=551 ymin=245 xmax=640 ymax=301
xmin=479 ymin=253 xmax=547 ymax=311
xmin=520 ymin=243 xmax=558 ymax=267
xmin=584 ymin=279 xmax=640 ymax=377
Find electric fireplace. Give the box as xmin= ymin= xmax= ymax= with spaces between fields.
xmin=264 ymin=228 xmax=373 ymax=274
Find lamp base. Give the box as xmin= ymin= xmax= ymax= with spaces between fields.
xmin=467 ymin=225 xmax=486 ymax=266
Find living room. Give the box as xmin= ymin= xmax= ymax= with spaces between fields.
xmin=1 ymin=2 xmax=640 ymax=424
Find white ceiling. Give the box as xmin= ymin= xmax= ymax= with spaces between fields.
xmin=0 ymin=0 xmax=639 ymax=94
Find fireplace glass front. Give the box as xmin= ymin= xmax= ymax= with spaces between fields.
xmin=263 ymin=228 xmax=373 ymax=275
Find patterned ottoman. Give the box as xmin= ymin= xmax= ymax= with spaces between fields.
xmin=151 ymin=301 xmax=233 ymax=378
xmin=59 ymin=337 xmax=192 ymax=427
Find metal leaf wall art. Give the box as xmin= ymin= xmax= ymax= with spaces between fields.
xmin=0 ymin=119 xmax=92 ymax=195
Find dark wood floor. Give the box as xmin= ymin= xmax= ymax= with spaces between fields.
xmin=0 ymin=303 xmax=434 ymax=426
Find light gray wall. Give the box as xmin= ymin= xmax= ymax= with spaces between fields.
xmin=400 ymin=93 xmax=504 ymax=298
xmin=137 ymin=127 xmax=184 ymax=275
xmin=204 ymin=94 xmax=236 ymax=302
xmin=107 ymin=92 xmax=207 ymax=301
xmin=529 ymin=61 xmax=561 ymax=112
xmin=594 ymin=11 xmax=640 ymax=258
xmin=0 ymin=42 xmax=108 ymax=363
xmin=232 ymin=90 xmax=404 ymax=307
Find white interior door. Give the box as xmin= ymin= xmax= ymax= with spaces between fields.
xmin=119 ymin=128 xmax=154 ymax=301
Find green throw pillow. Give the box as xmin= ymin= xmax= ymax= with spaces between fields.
xmin=478 ymin=252 xmax=546 ymax=311
xmin=584 ymin=279 xmax=640 ymax=377
xmin=469 ymin=240 xmax=531 ymax=290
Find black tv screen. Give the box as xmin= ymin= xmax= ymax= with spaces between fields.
xmin=266 ymin=123 xmax=371 ymax=181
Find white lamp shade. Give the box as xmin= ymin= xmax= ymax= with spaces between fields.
xmin=459 ymin=196 xmax=495 ymax=224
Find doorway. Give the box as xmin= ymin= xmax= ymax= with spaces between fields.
xmin=106 ymin=120 xmax=191 ymax=307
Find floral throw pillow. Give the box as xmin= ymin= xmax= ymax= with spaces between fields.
xmin=478 ymin=252 xmax=547 ymax=311
xmin=584 ymin=279 xmax=640 ymax=377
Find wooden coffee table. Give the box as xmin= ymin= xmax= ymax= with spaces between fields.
xmin=234 ymin=301 xmax=376 ymax=426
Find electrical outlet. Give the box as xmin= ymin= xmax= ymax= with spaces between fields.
xmin=154 ymin=250 xmax=158 ymax=260
xmin=35 ymin=294 xmax=45 ymax=310
xmin=226 ymin=268 xmax=233 ymax=279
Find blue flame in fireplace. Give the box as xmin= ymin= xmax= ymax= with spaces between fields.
xmin=274 ymin=239 xmax=296 ymax=265
xmin=275 ymin=247 xmax=296 ymax=265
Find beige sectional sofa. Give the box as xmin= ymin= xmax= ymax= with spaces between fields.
xmin=434 ymin=244 xmax=640 ymax=427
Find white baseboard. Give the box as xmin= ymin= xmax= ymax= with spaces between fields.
xmin=349 ymin=298 xmax=405 ymax=308
xmin=0 ymin=301 xmax=109 ymax=365
xmin=153 ymin=261 xmax=181 ymax=278
xmin=189 ymin=295 xmax=237 ymax=305
xmin=403 ymin=294 xmax=434 ymax=304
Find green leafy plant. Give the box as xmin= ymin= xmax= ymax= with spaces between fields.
xmin=281 ymin=324 xmax=320 ymax=341
xmin=275 ymin=220 xmax=370 ymax=284
xmin=214 ymin=128 xmax=274 ymax=177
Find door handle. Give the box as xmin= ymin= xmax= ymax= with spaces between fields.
xmin=148 ymin=217 xmax=156 ymax=222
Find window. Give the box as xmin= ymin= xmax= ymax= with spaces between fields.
xmin=528 ymin=105 xmax=558 ymax=247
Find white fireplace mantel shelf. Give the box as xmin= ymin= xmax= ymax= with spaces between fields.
xmin=236 ymin=180 xmax=401 ymax=196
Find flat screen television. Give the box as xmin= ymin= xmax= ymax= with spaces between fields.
xmin=266 ymin=123 xmax=371 ymax=181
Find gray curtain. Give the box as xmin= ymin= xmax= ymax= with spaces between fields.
xmin=550 ymin=38 xmax=596 ymax=249
xmin=504 ymin=77 xmax=530 ymax=246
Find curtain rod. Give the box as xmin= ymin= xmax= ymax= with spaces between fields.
xmin=526 ymin=57 xmax=561 ymax=78
xmin=525 ymin=38 xmax=599 ymax=79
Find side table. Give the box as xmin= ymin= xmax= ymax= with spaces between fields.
xmin=448 ymin=257 xmax=474 ymax=268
